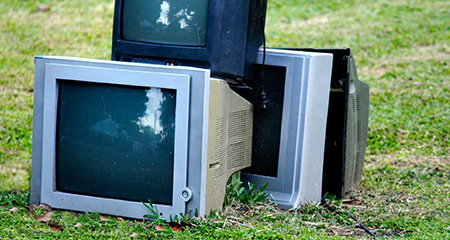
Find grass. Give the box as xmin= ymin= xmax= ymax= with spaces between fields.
xmin=1 ymin=0 xmax=449 ymax=239
xmin=266 ymin=0 xmax=450 ymax=156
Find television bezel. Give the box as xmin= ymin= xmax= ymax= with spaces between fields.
xmin=31 ymin=56 xmax=213 ymax=219
xmin=241 ymin=49 xmax=333 ymax=208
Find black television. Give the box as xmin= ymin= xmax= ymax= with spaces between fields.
xmin=111 ymin=0 xmax=267 ymax=81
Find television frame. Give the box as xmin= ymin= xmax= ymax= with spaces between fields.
xmin=38 ymin=62 xmax=191 ymax=217
xmin=111 ymin=0 xmax=267 ymax=81
xmin=239 ymin=49 xmax=333 ymax=209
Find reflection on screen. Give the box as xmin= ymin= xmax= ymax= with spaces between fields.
xmin=55 ymin=80 xmax=176 ymax=205
xmin=122 ymin=0 xmax=209 ymax=46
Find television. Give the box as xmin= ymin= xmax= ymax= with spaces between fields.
xmin=235 ymin=49 xmax=333 ymax=209
xmin=288 ymin=48 xmax=370 ymax=199
xmin=111 ymin=0 xmax=267 ymax=81
xmin=30 ymin=56 xmax=253 ymax=219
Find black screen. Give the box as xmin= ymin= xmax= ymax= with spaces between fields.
xmin=236 ymin=65 xmax=286 ymax=177
xmin=55 ymin=80 xmax=176 ymax=205
xmin=122 ymin=0 xmax=209 ymax=46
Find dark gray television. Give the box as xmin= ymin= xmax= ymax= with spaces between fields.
xmin=111 ymin=0 xmax=267 ymax=81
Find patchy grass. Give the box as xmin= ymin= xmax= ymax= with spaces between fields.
xmin=266 ymin=0 xmax=450 ymax=156
xmin=1 ymin=0 xmax=449 ymax=239
xmin=2 ymin=155 xmax=449 ymax=239
xmin=357 ymin=155 xmax=450 ymax=238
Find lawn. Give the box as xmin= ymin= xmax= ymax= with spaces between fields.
xmin=1 ymin=0 xmax=449 ymax=239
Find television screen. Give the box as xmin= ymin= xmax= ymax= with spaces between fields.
xmin=56 ymin=81 xmax=176 ymax=204
xmin=237 ymin=49 xmax=333 ymax=209
xmin=122 ymin=0 xmax=208 ymax=46
xmin=30 ymin=56 xmax=253 ymax=219
xmin=111 ymin=0 xmax=267 ymax=81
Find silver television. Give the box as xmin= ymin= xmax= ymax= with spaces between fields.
xmin=30 ymin=56 xmax=253 ymax=219
xmin=238 ymin=49 xmax=333 ymax=209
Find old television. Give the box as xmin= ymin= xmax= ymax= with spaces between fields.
xmin=30 ymin=56 xmax=253 ymax=219
xmin=291 ymin=48 xmax=370 ymax=199
xmin=236 ymin=49 xmax=333 ymax=209
xmin=111 ymin=0 xmax=267 ymax=81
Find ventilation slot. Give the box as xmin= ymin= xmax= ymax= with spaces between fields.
xmin=213 ymin=109 xmax=253 ymax=178
xmin=227 ymin=142 xmax=247 ymax=171
xmin=228 ymin=110 xmax=248 ymax=138
xmin=213 ymin=116 xmax=227 ymax=178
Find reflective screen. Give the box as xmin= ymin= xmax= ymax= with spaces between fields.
xmin=55 ymin=80 xmax=176 ymax=205
xmin=122 ymin=0 xmax=209 ymax=46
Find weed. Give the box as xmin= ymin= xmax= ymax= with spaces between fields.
xmin=143 ymin=200 xmax=193 ymax=225
xmin=224 ymin=172 xmax=270 ymax=206
xmin=142 ymin=200 xmax=165 ymax=224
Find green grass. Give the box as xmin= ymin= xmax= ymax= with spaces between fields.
xmin=266 ymin=0 xmax=450 ymax=156
xmin=1 ymin=0 xmax=449 ymax=238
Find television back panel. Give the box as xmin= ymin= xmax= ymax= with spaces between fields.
xmin=237 ymin=49 xmax=333 ymax=209
xmin=204 ymin=79 xmax=253 ymax=212
xmin=31 ymin=56 xmax=253 ymax=219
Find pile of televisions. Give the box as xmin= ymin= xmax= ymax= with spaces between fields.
xmin=30 ymin=0 xmax=369 ymax=219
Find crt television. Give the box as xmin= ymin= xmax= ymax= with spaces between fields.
xmin=30 ymin=56 xmax=253 ymax=219
xmin=255 ymin=48 xmax=370 ymax=200
xmin=236 ymin=49 xmax=333 ymax=209
xmin=290 ymin=48 xmax=370 ymax=199
xmin=111 ymin=0 xmax=267 ymax=81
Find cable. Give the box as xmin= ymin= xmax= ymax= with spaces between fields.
xmin=320 ymin=199 xmax=376 ymax=238
xmin=257 ymin=0 xmax=269 ymax=108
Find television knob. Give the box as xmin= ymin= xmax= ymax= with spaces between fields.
xmin=181 ymin=188 xmax=192 ymax=202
